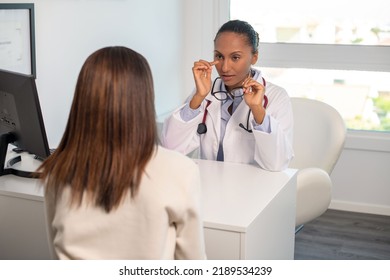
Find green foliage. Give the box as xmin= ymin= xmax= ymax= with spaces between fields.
xmin=373 ymin=96 xmax=390 ymax=112
xmin=346 ymin=95 xmax=390 ymax=131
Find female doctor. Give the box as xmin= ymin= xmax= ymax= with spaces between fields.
xmin=161 ymin=20 xmax=294 ymax=171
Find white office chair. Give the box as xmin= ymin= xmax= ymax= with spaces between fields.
xmin=289 ymin=97 xmax=346 ymax=228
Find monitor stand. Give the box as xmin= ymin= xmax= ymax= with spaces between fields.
xmin=0 ymin=133 xmax=41 ymax=178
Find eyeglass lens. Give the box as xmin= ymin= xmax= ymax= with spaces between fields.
xmin=211 ymin=78 xmax=244 ymax=101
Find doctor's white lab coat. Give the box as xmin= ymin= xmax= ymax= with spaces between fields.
xmin=161 ymin=78 xmax=294 ymax=171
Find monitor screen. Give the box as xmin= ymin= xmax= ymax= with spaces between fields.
xmin=0 ymin=69 xmax=50 ymax=177
xmin=0 ymin=3 xmax=36 ymax=78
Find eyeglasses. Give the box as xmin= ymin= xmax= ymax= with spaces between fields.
xmin=211 ymin=77 xmax=244 ymax=101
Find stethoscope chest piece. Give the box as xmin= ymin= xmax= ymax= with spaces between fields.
xmin=197 ymin=123 xmax=207 ymax=134
xmin=197 ymin=100 xmax=211 ymax=135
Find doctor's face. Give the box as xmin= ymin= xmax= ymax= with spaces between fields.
xmin=214 ymin=32 xmax=258 ymax=91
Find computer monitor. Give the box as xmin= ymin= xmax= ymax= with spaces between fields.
xmin=0 ymin=69 xmax=50 ymax=177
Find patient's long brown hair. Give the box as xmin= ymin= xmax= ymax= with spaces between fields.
xmin=38 ymin=46 xmax=157 ymax=212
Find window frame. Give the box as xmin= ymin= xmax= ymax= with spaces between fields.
xmin=258 ymin=43 xmax=390 ymax=72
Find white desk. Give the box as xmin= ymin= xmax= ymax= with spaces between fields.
xmin=197 ymin=159 xmax=297 ymax=260
xmin=0 ymin=150 xmax=296 ymax=259
xmin=0 ymin=152 xmax=49 ymax=259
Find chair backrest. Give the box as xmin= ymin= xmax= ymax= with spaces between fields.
xmin=289 ymin=97 xmax=346 ymax=174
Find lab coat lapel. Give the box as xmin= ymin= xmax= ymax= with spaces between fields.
xmin=224 ymin=99 xmax=248 ymax=135
xmin=205 ymin=97 xmax=221 ymax=142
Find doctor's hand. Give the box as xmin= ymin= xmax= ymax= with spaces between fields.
xmin=190 ymin=60 xmax=219 ymax=109
xmin=242 ymin=77 xmax=267 ymax=124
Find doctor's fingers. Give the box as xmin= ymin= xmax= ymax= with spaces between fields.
xmin=193 ymin=66 xmax=211 ymax=80
xmin=243 ymin=84 xmax=265 ymax=106
xmin=193 ymin=60 xmax=218 ymax=71
xmin=242 ymin=79 xmax=265 ymax=94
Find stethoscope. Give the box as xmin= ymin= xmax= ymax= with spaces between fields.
xmin=197 ymin=77 xmax=268 ymax=134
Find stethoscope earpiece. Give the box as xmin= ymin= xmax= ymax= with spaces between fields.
xmin=239 ymin=122 xmax=253 ymax=133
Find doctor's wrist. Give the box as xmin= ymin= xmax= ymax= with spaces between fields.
xmin=250 ymin=104 xmax=266 ymax=124
xmin=189 ymin=94 xmax=206 ymax=109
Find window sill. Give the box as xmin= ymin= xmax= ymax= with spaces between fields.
xmin=345 ymin=130 xmax=390 ymax=153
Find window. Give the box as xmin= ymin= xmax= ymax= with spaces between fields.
xmin=230 ymin=0 xmax=390 ymax=132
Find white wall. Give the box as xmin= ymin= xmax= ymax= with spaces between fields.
xmin=330 ymin=132 xmax=390 ymax=215
xmin=3 ymin=0 xmax=184 ymax=147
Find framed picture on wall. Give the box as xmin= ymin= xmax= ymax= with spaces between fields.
xmin=0 ymin=3 xmax=36 ymax=77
